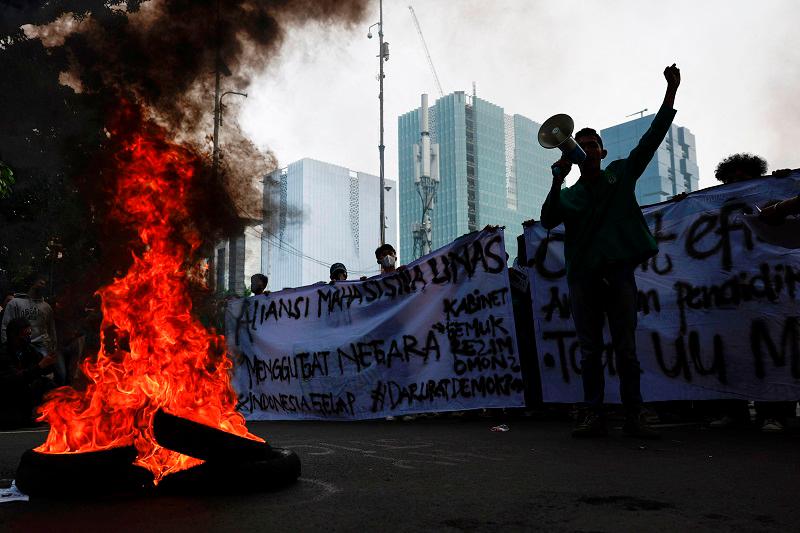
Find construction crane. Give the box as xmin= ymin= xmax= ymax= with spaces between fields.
xmin=408 ymin=5 xmax=444 ymax=97
xmin=626 ymin=108 xmax=648 ymax=119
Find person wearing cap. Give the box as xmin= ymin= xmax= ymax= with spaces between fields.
xmin=330 ymin=263 xmax=348 ymax=282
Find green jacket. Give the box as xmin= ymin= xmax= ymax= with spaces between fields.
xmin=540 ymin=105 xmax=677 ymax=281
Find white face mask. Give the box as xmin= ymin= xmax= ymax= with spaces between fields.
xmin=381 ymin=254 xmax=396 ymax=269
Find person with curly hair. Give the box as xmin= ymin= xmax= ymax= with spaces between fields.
xmin=708 ymin=154 xmax=796 ymax=432
xmin=714 ymin=153 xmax=768 ymax=184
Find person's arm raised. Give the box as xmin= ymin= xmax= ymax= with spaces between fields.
xmin=662 ymin=63 xmax=680 ymax=110
xmin=625 ymin=64 xmax=680 ymax=182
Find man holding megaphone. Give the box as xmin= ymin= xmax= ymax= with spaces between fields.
xmin=539 ymin=64 xmax=681 ymax=439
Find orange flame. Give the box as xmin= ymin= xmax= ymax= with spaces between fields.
xmin=35 ymin=105 xmax=261 ymax=482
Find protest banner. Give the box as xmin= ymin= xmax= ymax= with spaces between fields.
xmin=228 ymin=228 xmax=524 ymax=420
xmin=524 ymin=174 xmax=800 ymax=403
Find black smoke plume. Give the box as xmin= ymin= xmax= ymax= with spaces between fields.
xmin=0 ymin=0 xmax=368 ymax=300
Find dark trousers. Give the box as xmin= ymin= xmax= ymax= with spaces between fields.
xmin=568 ymin=265 xmax=642 ymax=414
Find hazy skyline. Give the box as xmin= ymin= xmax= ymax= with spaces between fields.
xmin=238 ymin=0 xmax=798 ymax=200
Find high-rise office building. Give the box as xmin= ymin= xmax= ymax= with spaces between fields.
xmin=264 ymin=158 xmax=397 ymax=290
xmin=601 ymin=114 xmax=699 ymax=205
xmin=213 ymin=158 xmax=397 ymax=293
xmin=398 ymin=92 xmax=552 ymax=261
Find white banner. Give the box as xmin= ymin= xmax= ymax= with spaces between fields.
xmin=229 ymin=229 xmax=524 ymax=420
xmin=524 ymin=174 xmax=800 ymax=402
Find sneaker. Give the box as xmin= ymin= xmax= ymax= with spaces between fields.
xmin=623 ymin=414 xmax=661 ymax=440
xmin=709 ymin=415 xmax=738 ymax=429
xmin=385 ymin=416 xmax=396 ymax=421
xmin=760 ymin=418 xmax=785 ymax=433
xmin=401 ymin=414 xmax=417 ymax=422
xmin=571 ymin=412 xmax=608 ymax=438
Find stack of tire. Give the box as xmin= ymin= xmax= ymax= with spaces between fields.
xmin=15 ymin=410 xmax=300 ymax=497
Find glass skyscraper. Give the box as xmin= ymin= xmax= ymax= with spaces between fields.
xmin=398 ymin=92 xmax=552 ymax=261
xmin=212 ymin=158 xmax=397 ymax=293
xmin=601 ymin=114 xmax=699 ymax=205
xmin=263 ymin=158 xmax=397 ymax=290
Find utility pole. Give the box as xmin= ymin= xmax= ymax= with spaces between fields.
xmin=210 ymin=0 xmax=247 ymax=294
xmin=369 ymin=1 xmax=389 ymax=245
xmin=211 ymin=0 xmax=247 ymax=179
xmin=212 ymin=0 xmax=221 ymax=181
xmin=211 ymin=1 xmax=246 ymax=181
xmin=379 ymin=0 xmax=386 ymax=246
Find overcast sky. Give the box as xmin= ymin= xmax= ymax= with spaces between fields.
xmin=238 ymin=0 xmax=799 ymax=193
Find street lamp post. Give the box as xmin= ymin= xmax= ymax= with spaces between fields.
xmin=210 ymin=85 xmax=247 ymax=295
xmin=368 ymin=0 xmax=389 ymax=245
xmin=211 ymin=82 xmax=247 ymax=179
xmin=219 ymin=91 xmax=248 ymax=126
xmin=211 ymin=0 xmax=246 ymax=181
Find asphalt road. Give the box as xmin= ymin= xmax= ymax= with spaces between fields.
xmin=0 ymin=417 xmax=798 ymax=532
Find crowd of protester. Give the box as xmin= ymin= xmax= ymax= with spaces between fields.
xmin=1 ymin=62 xmax=797 ymax=434
xmin=231 ymin=148 xmax=798 ymax=432
xmin=1 ymin=153 xmax=797 ymax=431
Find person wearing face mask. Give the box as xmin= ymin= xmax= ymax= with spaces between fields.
xmin=372 ymin=243 xmax=413 ymax=421
xmin=375 ymin=244 xmax=399 ymax=274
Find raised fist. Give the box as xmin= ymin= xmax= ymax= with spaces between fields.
xmin=664 ymin=63 xmax=680 ymax=90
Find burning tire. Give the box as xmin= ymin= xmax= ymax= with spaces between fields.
xmin=153 ymin=409 xmax=272 ymax=463
xmin=15 ymin=446 xmax=153 ymax=497
xmin=157 ymin=448 xmax=301 ymax=494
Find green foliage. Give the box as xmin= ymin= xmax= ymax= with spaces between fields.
xmin=0 ymin=161 xmax=13 ymax=199
xmin=0 ymin=17 xmax=106 ymax=295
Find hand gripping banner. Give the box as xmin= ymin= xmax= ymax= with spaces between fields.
xmin=229 ymin=228 xmax=524 ymax=420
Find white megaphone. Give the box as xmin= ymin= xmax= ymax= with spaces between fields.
xmin=538 ymin=114 xmax=587 ymax=177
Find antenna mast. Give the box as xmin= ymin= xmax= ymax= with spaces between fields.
xmin=411 ymin=94 xmax=440 ymax=258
